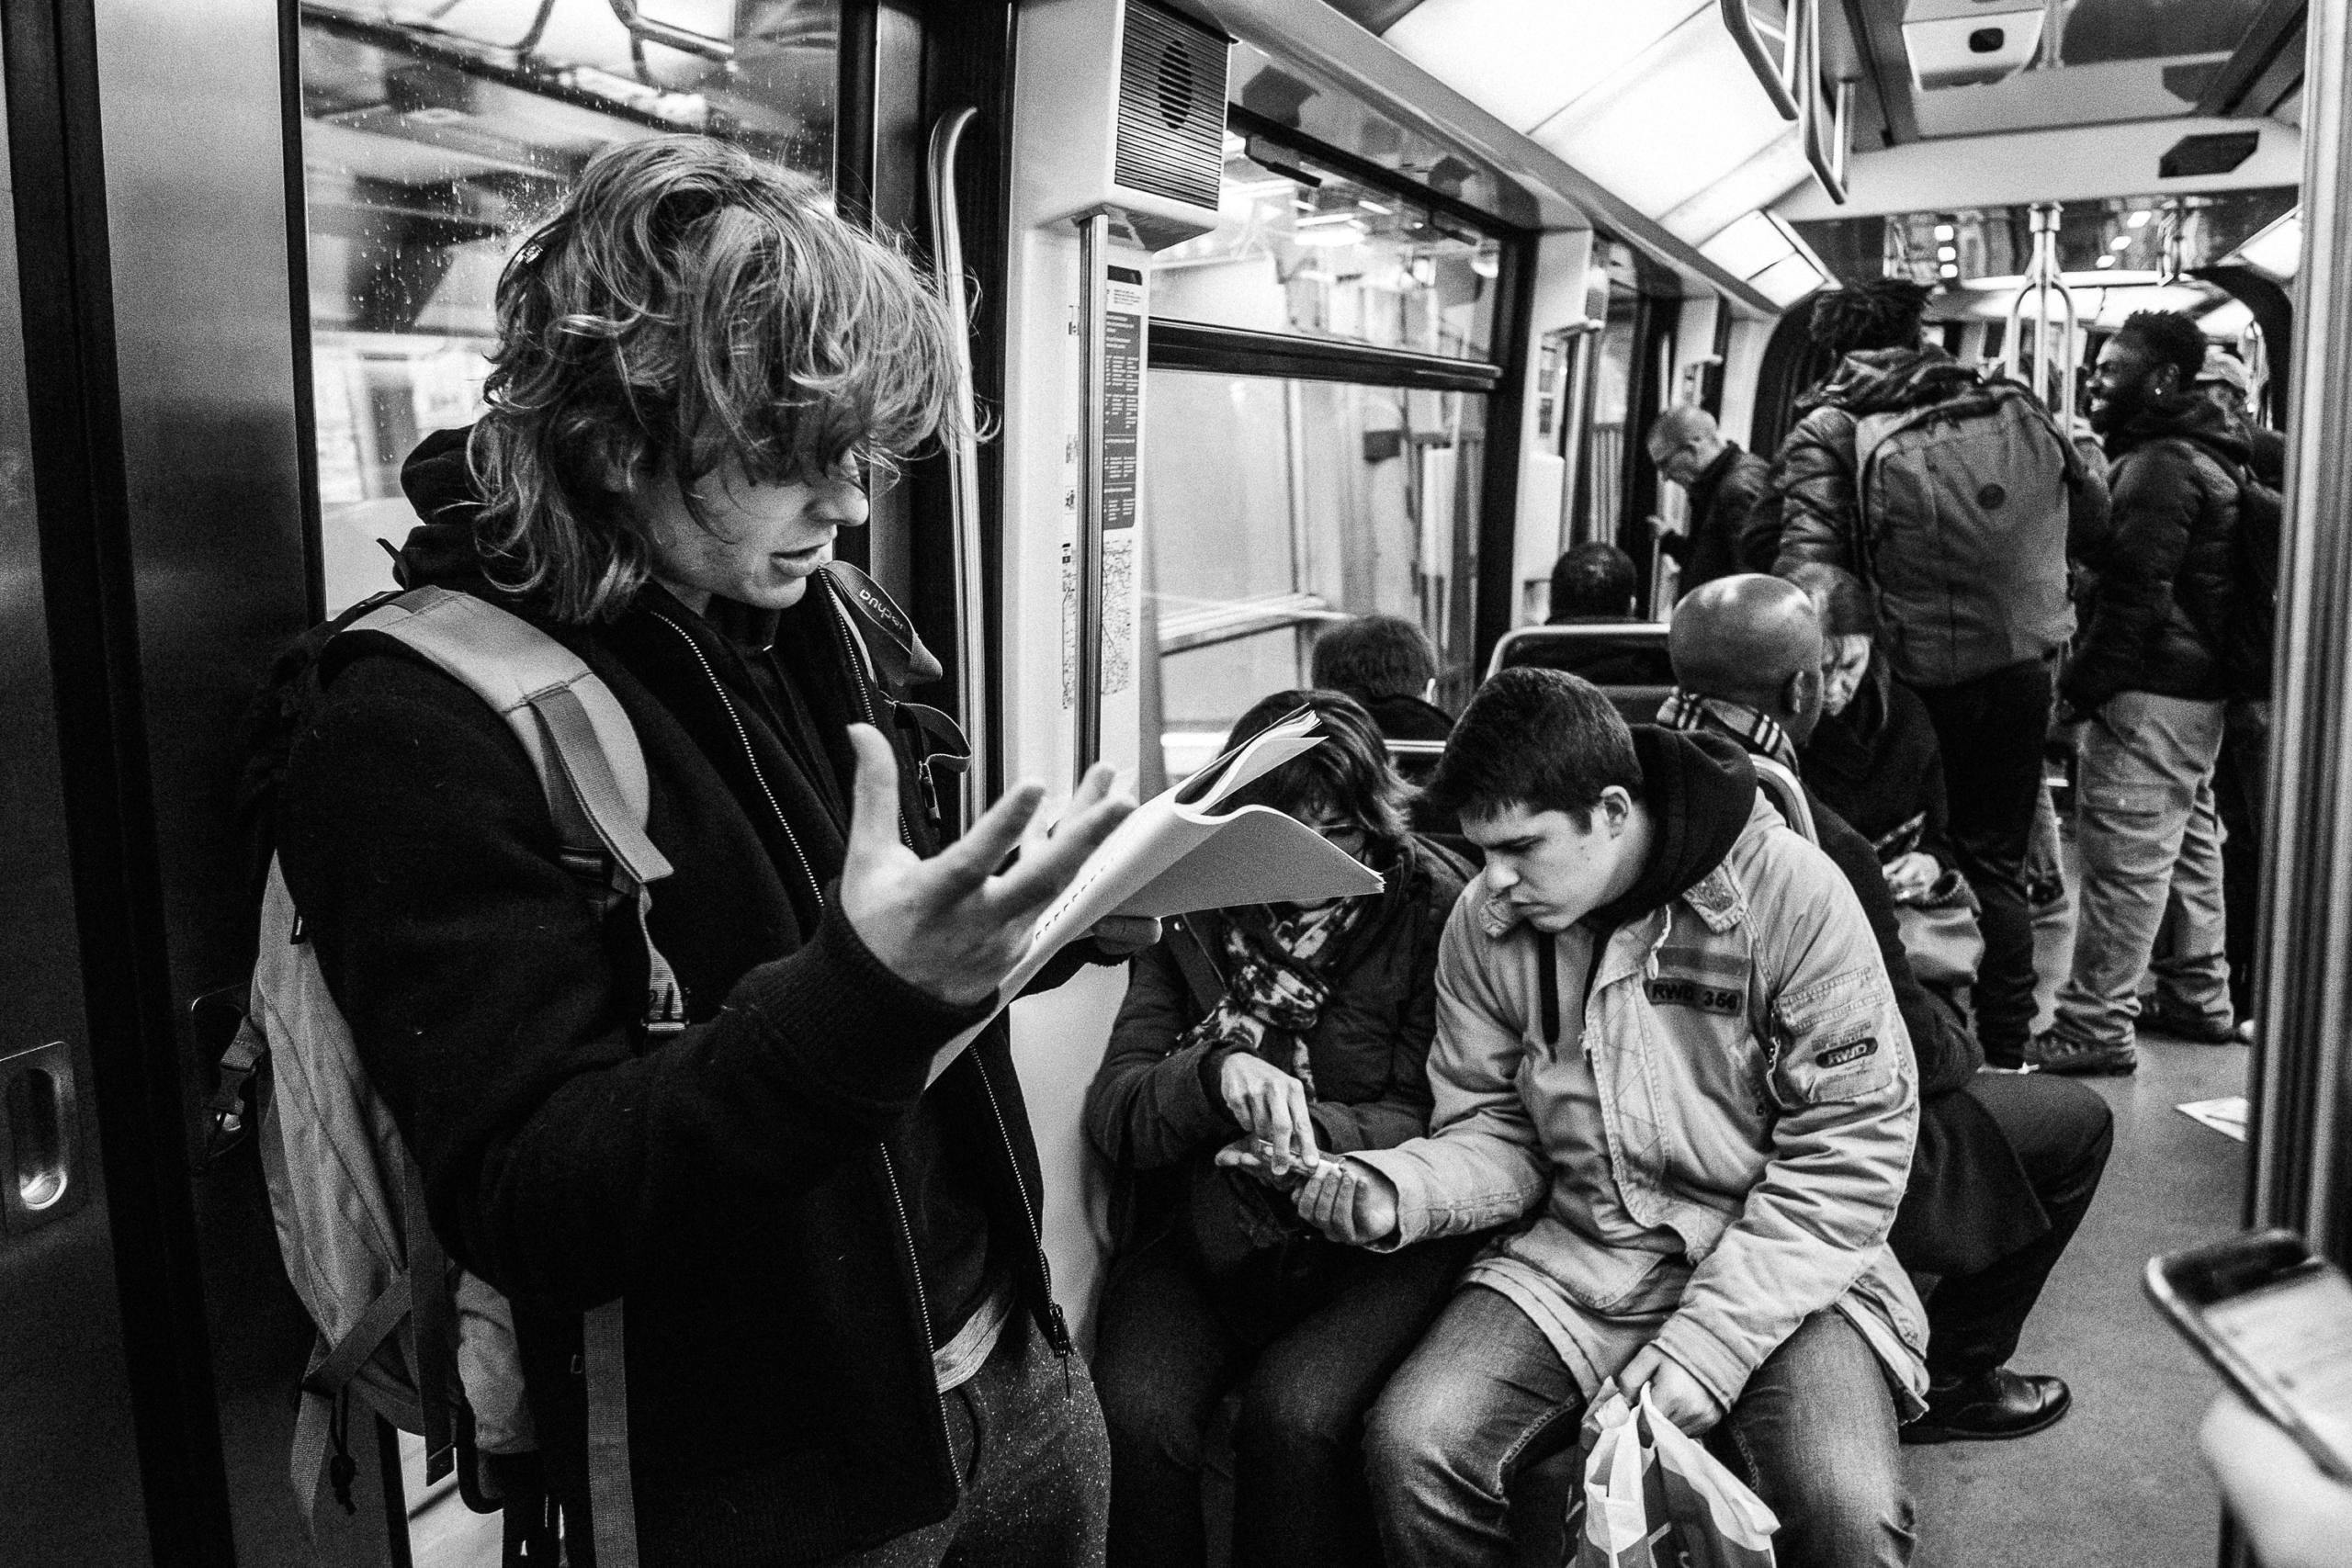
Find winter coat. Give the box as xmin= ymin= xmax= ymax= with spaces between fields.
xmin=1359 ymin=692 xmax=1457 ymax=744
xmin=1770 ymin=347 xmax=2109 ymax=682
xmin=1657 ymin=443 xmax=1776 ymax=592
xmin=1354 ymin=728 xmax=1928 ymax=1417
xmin=2064 ymin=394 xmax=2249 ymax=710
xmin=1799 ymin=660 xmax=1955 ymax=873
xmin=1084 ymin=834 xmax=1472 ymax=1187
xmin=277 ymin=427 xmax=1092 ymax=1565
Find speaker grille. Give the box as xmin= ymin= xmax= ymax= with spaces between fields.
xmin=1114 ymin=2 xmax=1227 ymax=210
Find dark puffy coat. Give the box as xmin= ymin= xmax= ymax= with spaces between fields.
xmin=2064 ymin=394 xmax=2249 ymax=710
xmin=1657 ymin=444 xmax=1776 ymax=592
xmin=1770 ymin=347 xmax=2109 ymax=681
xmin=1799 ymin=660 xmax=1954 ymax=871
xmin=1084 ymin=835 xmax=1470 ymax=1184
xmin=277 ymin=429 xmax=1091 ymax=1564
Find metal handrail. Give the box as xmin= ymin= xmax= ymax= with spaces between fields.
xmin=1720 ymin=0 xmax=1801 ymax=120
xmin=604 ymin=0 xmax=734 ymax=62
xmin=1075 ymin=213 xmax=1112 ymax=786
xmin=926 ymin=107 xmax=990 ymax=823
xmin=2002 ymin=203 xmax=2082 ymax=438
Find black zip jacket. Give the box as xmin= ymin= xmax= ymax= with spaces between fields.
xmin=277 ymin=428 xmax=1082 ymax=1564
xmin=1657 ymin=444 xmax=1775 ymax=592
xmin=2064 ymin=394 xmax=2249 ymax=710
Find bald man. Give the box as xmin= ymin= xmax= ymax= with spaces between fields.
xmin=1645 ymin=404 xmax=1776 ymax=597
xmin=1661 ymin=576 xmax=2111 ymax=1446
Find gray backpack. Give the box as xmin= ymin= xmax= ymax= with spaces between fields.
xmin=1850 ymin=384 xmax=2075 ymax=687
xmin=218 ymin=586 xmax=657 ymax=1566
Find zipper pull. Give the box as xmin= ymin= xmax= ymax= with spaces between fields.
xmin=1046 ymin=1301 xmax=1075 ymax=1401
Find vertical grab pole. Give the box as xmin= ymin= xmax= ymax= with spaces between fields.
xmin=925 ymin=107 xmax=989 ymax=823
xmin=2002 ymin=203 xmax=2079 ymax=437
xmin=1074 ymin=212 xmax=1111 ymax=784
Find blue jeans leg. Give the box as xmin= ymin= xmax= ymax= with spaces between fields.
xmin=1721 ymin=1310 xmax=1914 ymax=1568
xmin=1363 ymin=1286 xmax=1585 ymax=1568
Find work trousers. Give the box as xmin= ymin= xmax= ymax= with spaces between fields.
xmin=1912 ymin=659 xmax=2054 ymax=1066
xmin=2055 ymin=691 xmax=2233 ymax=1049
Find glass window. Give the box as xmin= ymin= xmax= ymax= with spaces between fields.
xmin=1142 ymin=369 xmax=1484 ymax=783
xmin=1150 ymin=143 xmax=1501 ymax=364
xmin=300 ymin=0 xmax=840 ymax=611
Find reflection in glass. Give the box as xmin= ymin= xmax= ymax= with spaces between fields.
xmin=1151 ymin=143 xmax=1500 ymax=364
xmin=300 ymin=0 xmax=839 ymax=611
xmin=1143 ymin=370 xmax=1483 ymax=782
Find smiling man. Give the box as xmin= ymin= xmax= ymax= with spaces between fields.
xmin=1293 ymin=668 xmax=1924 ymax=1568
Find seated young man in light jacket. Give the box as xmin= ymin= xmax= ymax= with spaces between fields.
xmin=1294 ymin=668 xmax=1923 ymax=1568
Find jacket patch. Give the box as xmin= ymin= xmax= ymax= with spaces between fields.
xmin=1646 ymin=975 xmax=1744 ymax=1017
xmin=1681 ymin=863 xmax=1745 ymax=932
xmin=1818 ymin=1036 xmax=1880 ymax=1069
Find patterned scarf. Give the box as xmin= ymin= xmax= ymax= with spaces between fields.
xmin=1177 ymin=897 xmax=1367 ymax=1100
xmin=1656 ymin=687 xmax=1801 ymax=774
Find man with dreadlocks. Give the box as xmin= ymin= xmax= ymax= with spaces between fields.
xmin=1770 ymin=279 xmax=2110 ymax=1069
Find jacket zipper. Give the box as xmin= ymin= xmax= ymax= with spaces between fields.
xmin=972 ymin=1053 xmax=1076 ymax=1375
xmin=877 ymin=1144 xmax=965 ymax=1488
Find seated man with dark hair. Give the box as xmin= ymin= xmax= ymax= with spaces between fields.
xmin=1546 ymin=540 xmax=1640 ymax=623
xmin=1296 ymin=667 xmax=1925 ymax=1568
xmin=1658 ymin=575 xmax=2112 ymax=1445
xmin=1310 ymin=614 xmax=1453 ymax=742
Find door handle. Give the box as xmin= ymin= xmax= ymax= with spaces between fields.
xmin=1 ymin=1041 xmax=82 ymax=1233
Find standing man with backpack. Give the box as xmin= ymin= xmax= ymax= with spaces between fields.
xmin=2030 ymin=312 xmax=2250 ymax=1075
xmin=1772 ymin=280 xmax=2109 ymax=1069
xmin=272 ymin=138 xmax=1150 ymax=1565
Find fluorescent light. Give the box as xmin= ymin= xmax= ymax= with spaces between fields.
xmin=1471 ymin=249 xmax=1499 ymax=278
xmin=1933 ymin=223 xmax=1956 ymax=243
xmin=2127 ymin=209 xmax=2152 ymax=230
xmin=1698 ymin=209 xmax=1794 ymax=283
xmin=1295 ymin=210 xmax=1359 ymax=228
xmin=2096 ymin=254 xmax=2117 ymax=268
xmin=1357 ymin=198 xmax=1395 ymax=216
xmin=1747 ymin=252 xmax=1827 ymax=309
xmin=1291 ymin=220 xmax=1365 ymax=248
xmin=1939 ymin=264 xmax=1960 ymax=277
xmin=1937 ymin=245 xmax=1957 ymax=262
xmin=2110 ymin=235 xmax=2132 ymax=252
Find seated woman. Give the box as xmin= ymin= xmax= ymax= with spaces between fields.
xmin=1788 ymin=562 xmax=1980 ymax=991
xmin=1083 ymin=690 xmax=1476 ymax=1568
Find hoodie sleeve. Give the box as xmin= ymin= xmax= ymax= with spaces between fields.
xmin=277 ymin=655 xmax=989 ymax=1311
xmin=1351 ymin=893 xmax=1551 ymax=1248
xmin=1647 ymin=830 xmax=1918 ymax=1412
xmin=1768 ymin=409 xmax=1862 ymax=576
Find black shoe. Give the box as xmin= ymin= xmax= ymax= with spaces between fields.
xmin=1903 ymin=1368 xmax=2072 ymax=1444
xmin=2138 ymin=998 xmax=2238 ymax=1045
xmin=2025 ymin=1031 xmax=2137 ymax=1076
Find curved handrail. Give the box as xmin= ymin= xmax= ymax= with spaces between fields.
xmin=2002 ymin=202 xmax=2082 ymax=438
xmin=1721 ymin=0 xmax=1801 ymax=120
xmin=926 ymin=107 xmax=991 ymax=825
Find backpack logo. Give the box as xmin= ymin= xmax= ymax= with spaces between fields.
xmin=1977 ymin=482 xmax=2007 ymax=510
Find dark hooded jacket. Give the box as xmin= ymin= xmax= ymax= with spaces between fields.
xmin=276 ymin=427 xmax=1093 ymax=1564
xmin=1769 ymin=346 xmax=2110 ymax=683
xmin=2064 ymin=392 xmax=2249 ymax=710
xmin=1656 ymin=443 xmax=1776 ymax=592
xmin=1798 ymin=659 xmax=1955 ymax=874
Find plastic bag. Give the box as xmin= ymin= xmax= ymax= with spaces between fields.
xmin=1643 ymin=1388 xmax=1779 ymax=1568
xmin=1569 ymin=1382 xmax=1780 ymax=1568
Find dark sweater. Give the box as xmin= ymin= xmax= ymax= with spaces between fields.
xmin=1799 ymin=662 xmax=1954 ymax=871
xmin=1656 ymin=444 xmax=1775 ymax=593
xmin=277 ymin=429 xmax=1076 ymax=1564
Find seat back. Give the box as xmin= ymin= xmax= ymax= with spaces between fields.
xmin=1485 ymin=623 xmax=1673 ymax=683
xmin=1750 ymin=756 xmax=1817 ymax=844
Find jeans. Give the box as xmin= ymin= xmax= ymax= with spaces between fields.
xmin=2054 ymin=691 xmax=2232 ymax=1050
xmin=1924 ymin=1072 xmax=2114 ymax=1380
xmin=1365 ymin=1287 xmax=1913 ymax=1568
xmin=1093 ymin=1225 xmax=1476 ymax=1568
xmin=818 ymin=1314 xmax=1111 ymax=1568
xmin=1912 ymin=659 xmax=2053 ymax=1065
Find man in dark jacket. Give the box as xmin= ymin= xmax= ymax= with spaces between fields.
xmin=1771 ymin=279 xmax=2110 ymax=1068
xmin=1646 ymin=403 xmax=1775 ymax=595
xmin=1310 ymin=614 xmax=1454 ymax=743
xmin=1658 ymin=575 xmax=2110 ymax=1444
xmin=278 ymin=139 xmax=1148 ymax=1566
xmin=2032 ymin=312 xmax=2245 ymax=1075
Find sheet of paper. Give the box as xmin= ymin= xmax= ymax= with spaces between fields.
xmin=924 ymin=710 xmax=1384 ymax=1085
xmin=2177 ymin=1096 xmax=2248 ymax=1143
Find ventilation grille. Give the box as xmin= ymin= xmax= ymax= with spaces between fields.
xmin=1114 ymin=2 xmax=1227 ymax=211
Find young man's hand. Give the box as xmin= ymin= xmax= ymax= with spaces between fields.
xmin=839 ymin=725 xmax=1134 ymax=1008
xmin=1217 ymin=1051 xmax=1320 ymax=1175
xmin=1619 ymin=1344 xmax=1725 ymax=1435
xmin=1294 ymin=1158 xmax=1399 ymax=1246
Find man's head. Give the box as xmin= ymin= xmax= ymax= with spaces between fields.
xmin=1310 ymin=615 xmax=1438 ymax=705
xmin=472 ymin=136 xmax=965 ymax=622
xmin=1548 ymin=542 xmax=1640 ymax=622
xmin=1645 ymin=404 xmax=1727 ymax=490
xmin=1807 ymin=279 xmax=1933 ymax=361
xmin=2089 ymin=311 xmax=2206 ymax=434
xmin=2195 ymin=344 xmax=2253 ymax=420
xmin=1667 ymin=574 xmax=1827 ymax=742
xmin=1782 ymin=562 xmax=1874 ymax=717
xmin=1424 ymin=670 xmax=1648 ymax=931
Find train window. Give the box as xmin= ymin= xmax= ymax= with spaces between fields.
xmin=298 ymin=0 xmax=840 ymax=613
xmin=1144 ymin=370 xmax=1485 ymax=783
xmin=1153 ymin=141 xmax=1500 ymax=364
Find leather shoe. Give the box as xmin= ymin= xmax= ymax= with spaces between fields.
xmin=1903 ymin=1367 xmax=2072 ymax=1444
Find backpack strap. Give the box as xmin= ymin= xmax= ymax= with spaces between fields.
xmin=582 ymin=1303 xmax=638 ymax=1568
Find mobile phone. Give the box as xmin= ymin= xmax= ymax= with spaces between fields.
xmin=2145 ymin=1228 xmax=2352 ymax=1484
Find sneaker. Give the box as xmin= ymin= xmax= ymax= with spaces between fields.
xmin=1903 ymin=1367 xmax=2072 ymax=1444
xmin=2026 ymin=1031 xmax=2137 ymax=1076
xmin=2138 ymin=999 xmax=2237 ymax=1045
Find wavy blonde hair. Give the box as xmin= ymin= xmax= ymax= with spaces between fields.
xmin=469 ymin=136 xmax=967 ymax=622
